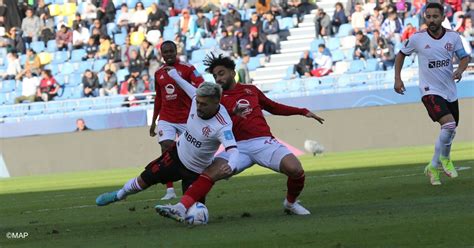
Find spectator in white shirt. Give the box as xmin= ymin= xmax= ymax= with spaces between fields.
xmin=351 ymin=3 xmax=366 ymax=33
xmin=15 ymin=70 xmax=40 ymax=104
xmin=2 ymin=52 xmax=22 ymax=80
xmin=72 ymin=23 xmax=90 ymax=49
xmin=312 ymin=44 xmax=333 ymax=77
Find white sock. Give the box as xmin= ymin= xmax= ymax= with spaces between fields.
xmin=117 ymin=178 xmax=143 ymax=200
xmin=431 ymin=122 xmax=456 ymax=167
xmin=440 ymin=122 xmax=456 ymax=158
xmin=166 ymin=188 xmax=176 ymax=194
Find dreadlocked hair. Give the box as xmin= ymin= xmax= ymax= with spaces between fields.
xmin=203 ymin=53 xmax=236 ymax=73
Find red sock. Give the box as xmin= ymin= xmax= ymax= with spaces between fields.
xmin=180 ymin=174 xmax=214 ymax=209
xmin=286 ymin=173 xmax=305 ymax=203
xmin=166 ymin=182 xmax=173 ymax=188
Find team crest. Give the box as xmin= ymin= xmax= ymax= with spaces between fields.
xmin=444 ymin=42 xmax=453 ymax=51
xmin=244 ymin=88 xmax=253 ymax=95
xmin=202 ymin=126 xmax=212 ymax=137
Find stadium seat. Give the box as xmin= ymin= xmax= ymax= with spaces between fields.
xmin=333 ymin=61 xmax=349 ymax=74
xmin=44 ymin=101 xmax=63 ymax=114
xmin=1 ymin=80 xmax=16 ymax=93
xmin=76 ymin=60 xmax=93 ymax=74
xmin=326 ymin=37 xmax=340 ymax=50
xmin=52 ymin=51 xmax=69 ymax=64
xmin=340 ymin=35 xmax=356 ymax=49
xmin=44 ymin=63 xmax=60 ymax=75
xmin=201 ymin=38 xmax=218 ymax=49
xmin=68 ymin=73 xmax=83 ymax=86
xmin=59 ymin=62 xmax=75 ymax=75
xmin=364 ymin=59 xmax=379 ymax=72
xmin=336 ymin=23 xmax=353 ymax=37
xmin=278 ymin=17 xmax=294 ymax=30
xmin=30 ymin=41 xmax=46 ymax=53
xmin=46 ymin=40 xmax=57 ymax=53
xmin=191 ymin=49 xmax=208 ymax=64
xmin=116 ymin=68 xmax=130 ymax=82
xmin=247 ymin=57 xmax=261 ymax=71
xmin=93 ymin=59 xmax=108 ymax=72
xmin=70 ymin=49 xmax=86 ymax=62
xmin=404 ymin=16 xmax=419 ymax=29
xmin=337 ymin=74 xmax=353 ymax=87
xmin=347 ymin=60 xmax=365 ymax=74
xmin=310 ymin=38 xmax=325 ymax=53
xmin=20 ymin=54 xmax=27 ymax=65
xmin=344 ymin=48 xmax=355 ymax=61
xmin=162 ymin=28 xmax=176 ymax=41
xmin=331 ymin=50 xmax=345 ymax=62
xmin=28 ymin=102 xmax=46 ymax=115
xmin=202 ymin=73 xmax=215 ymax=83
xmin=114 ymin=32 xmax=127 ymax=46
xmin=141 ymin=0 xmax=154 ymax=8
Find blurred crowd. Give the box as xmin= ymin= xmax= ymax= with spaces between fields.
xmin=0 ymin=0 xmax=472 ymax=104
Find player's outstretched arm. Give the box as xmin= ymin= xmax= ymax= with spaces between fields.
xmin=394 ymin=52 xmax=406 ymax=95
xmin=304 ymin=111 xmax=324 ymax=124
xmin=166 ymin=67 xmax=197 ymax=98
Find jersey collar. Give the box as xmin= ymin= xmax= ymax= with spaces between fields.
xmin=427 ymin=27 xmax=446 ymax=40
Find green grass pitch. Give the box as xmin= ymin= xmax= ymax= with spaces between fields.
xmin=1 ymin=142 xmax=473 ymax=248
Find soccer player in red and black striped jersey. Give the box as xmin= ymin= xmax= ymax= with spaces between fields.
xmin=150 ymin=41 xmax=204 ymax=199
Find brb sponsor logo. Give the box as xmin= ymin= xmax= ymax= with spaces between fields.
xmin=6 ymin=232 xmax=29 ymax=239
xmin=165 ymin=84 xmax=177 ymax=100
xmin=184 ymin=131 xmax=202 ymax=148
xmin=428 ymin=59 xmax=450 ymax=69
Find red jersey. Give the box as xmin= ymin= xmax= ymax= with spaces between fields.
xmin=221 ymin=84 xmax=309 ymax=141
xmin=153 ymin=61 xmax=204 ymax=123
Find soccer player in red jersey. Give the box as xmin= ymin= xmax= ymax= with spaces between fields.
xmin=158 ymin=53 xmax=325 ymax=221
xmin=150 ymin=41 xmax=204 ymax=199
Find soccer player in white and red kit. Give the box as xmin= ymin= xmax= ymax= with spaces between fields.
xmin=394 ymin=2 xmax=470 ymax=185
xmin=149 ymin=41 xmax=204 ymax=199
xmin=159 ymin=54 xmax=325 ymax=219
xmin=96 ymin=81 xmax=239 ymax=216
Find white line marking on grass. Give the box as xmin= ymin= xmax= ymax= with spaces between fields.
xmin=23 ymin=198 xmax=162 ymax=214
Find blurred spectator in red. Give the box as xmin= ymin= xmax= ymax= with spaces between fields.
xmin=401 ymin=23 xmax=416 ymax=42
xmin=210 ymin=9 xmax=223 ymax=37
xmin=36 ymin=69 xmax=59 ymax=102
xmin=56 ymin=25 xmax=72 ymax=51
xmin=332 ymin=2 xmax=348 ymax=34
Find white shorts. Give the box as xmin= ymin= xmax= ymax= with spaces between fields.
xmin=156 ymin=120 xmax=186 ymax=143
xmin=216 ymin=137 xmax=292 ymax=174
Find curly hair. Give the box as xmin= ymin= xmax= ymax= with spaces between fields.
xmin=203 ymin=53 xmax=236 ymax=74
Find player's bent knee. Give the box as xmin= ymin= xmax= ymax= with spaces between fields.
xmin=280 ymin=154 xmax=304 ymax=178
xmin=136 ymin=176 xmax=150 ymax=189
xmin=203 ymin=159 xmax=229 ymax=182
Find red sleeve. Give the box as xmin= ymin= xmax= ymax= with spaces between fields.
xmin=188 ymin=65 xmax=204 ymax=87
xmin=153 ymin=77 xmax=162 ymax=120
xmin=255 ymin=86 xmax=309 ymax=116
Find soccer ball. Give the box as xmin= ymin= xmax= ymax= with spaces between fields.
xmin=185 ymin=202 xmax=209 ymax=225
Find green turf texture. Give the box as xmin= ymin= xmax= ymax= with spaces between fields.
xmin=1 ymin=142 xmax=473 ymax=248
